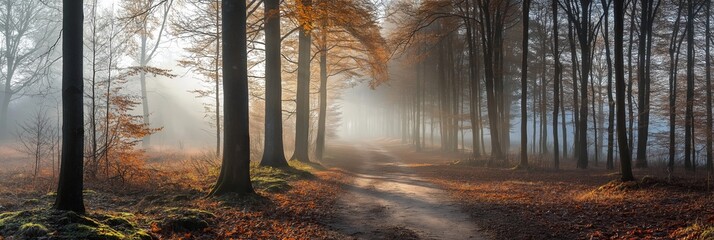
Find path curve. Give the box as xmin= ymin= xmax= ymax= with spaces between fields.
xmin=323 ymin=142 xmax=488 ymax=240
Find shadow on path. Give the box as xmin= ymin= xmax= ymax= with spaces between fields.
xmin=322 ymin=142 xmax=489 ymax=240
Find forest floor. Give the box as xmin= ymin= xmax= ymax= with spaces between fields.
xmin=2 ymin=141 xmax=714 ymax=239
xmin=373 ymin=141 xmax=714 ymax=240
xmin=0 ymin=153 xmax=351 ymax=239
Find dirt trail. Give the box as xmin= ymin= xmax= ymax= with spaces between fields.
xmin=323 ymin=142 xmax=488 ymax=240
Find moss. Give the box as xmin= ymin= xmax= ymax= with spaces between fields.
xmin=60 ymin=223 xmax=125 ymax=240
xmin=0 ymin=210 xmax=33 ymax=235
xmin=42 ymin=192 xmax=57 ymax=199
xmin=21 ymin=199 xmax=41 ymax=206
xmin=289 ymin=160 xmax=326 ymax=172
xmin=0 ymin=209 xmax=150 ymax=240
xmin=252 ymin=176 xmax=291 ymax=192
xmin=128 ymin=230 xmax=153 ymax=240
xmin=249 ymin=161 xmax=316 ymax=192
xmin=18 ymin=222 xmax=49 ymax=238
xmin=98 ymin=213 xmax=137 ymax=230
xmin=155 ymin=208 xmax=215 ymax=233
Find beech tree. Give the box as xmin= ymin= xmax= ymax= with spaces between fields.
xmin=291 ymin=0 xmax=312 ymax=163
xmin=209 ymin=0 xmax=253 ymax=196
xmin=260 ymin=0 xmax=289 ymax=167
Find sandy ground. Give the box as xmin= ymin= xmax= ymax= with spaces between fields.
xmin=322 ymin=142 xmax=489 ymax=240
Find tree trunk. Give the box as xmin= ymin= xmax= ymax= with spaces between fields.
xmin=602 ymin=0 xmax=614 ymax=170
xmin=706 ymin=0 xmax=713 ymax=171
xmin=684 ymin=0 xmax=695 ymax=171
xmin=415 ymin=47 xmax=422 ymax=151
xmin=260 ymin=0 xmax=289 ymax=167
xmin=210 ymin=0 xmax=254 ymax=196
xmin=568 ymin=22 xmax=580 ymax=161
xmin=467 ymin=15 xmax=482 ymax=157
xmin=635 ymin=0 xmax=660 ymax=168
xmin=552 ymin=0 xmax=560 ymax=169
xmin=614 ymin=0 xmax=634 ymax=181
xmin=215 ymin=3 xmax=221 ymax=157
xmin=668 ymin=0 xmax=685 ymax=172
xmin=315 ymin=17 xmax=328 ymax=161
xmin=520 ymin=0 xmax=530 ymax=168
xmin=627 ymin=0 xmax=636 ymax=154
xmin=140 ymin=33 xmax=150 ymax=148
xmin=476 ymin=0 xmax=505 ymax=161
xmin=291 ymin=0 xmax=312 ymax=163
xmin=55 ymin=0 xmax=86 ymax=213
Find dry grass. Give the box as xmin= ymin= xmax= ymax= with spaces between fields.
xmin=0 ymin=148 xmax=350 ymax=239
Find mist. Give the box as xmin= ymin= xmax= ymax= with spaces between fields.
xmin=0 ymin=0 xmax=713 ymax=239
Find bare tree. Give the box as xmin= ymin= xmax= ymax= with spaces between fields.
xmin=634 ymin=0 xmax=661 ymax=168
xmin=560 ymin=0 xmax=604 ymax=169
xmin=0 ymin=0 xmax=60 ymax=138
xmin=16 ymin=108 xmax=55 ymax=178
xmin=121 ymin=0 xmax=173 ymax=148
xmin=614 ymin=0 xmax=634 ymax=181
xmin=172 ymin=0 xmax=223 ymax=156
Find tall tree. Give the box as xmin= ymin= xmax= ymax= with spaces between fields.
xmin=121 ymin=0 xmax=173 ymax=148
xmin=601 ymin=0 xmax=615 ymax=170
xmin=668 ymin=0 xmax=685 ymax=172
xmin=520 ymin=0 xmax=531 ymax=169
xmin=561 ymin=0 xmax=602 ymax=169
xmin=210 ymin=0 xmax=254 ymax=196
xmin=684 ymin=0 xmax=695 ymax=170
xmin=614 ymin=0 xmax=634 ymax=182
xmin=55 ymin=0 xmax=86 ymax=213
xmin=706 ymin=0 xmax=713 ymax=171
xmin=260 ymin=0 xmax=289 ymax=167
xmin=462 ymin=0 xmax=482 ymax=158
xmin=291 ymin=0 xmax=313 ymax=162
xmin=553 ymin=0 xmax=561 ymax=170
xmin=315 ymin=12 xmax=328 ymax=160
xmin=313 ymin=0 xmax=388 ymax=160
xmin=635 ymin=0 xmax=661 ymax=168
xmin=474 ymin=0 xmax=518 ymax=161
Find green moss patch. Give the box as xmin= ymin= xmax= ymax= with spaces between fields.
xmin=153 ymin=208 xmax=215 ymax=233
xmin=250 ymin=161 xmax=316 ymax=193
xmin=0 ymin=209 xmax=150 ymax=240
xmin=17 ymin=222 xmax=49 ymax=238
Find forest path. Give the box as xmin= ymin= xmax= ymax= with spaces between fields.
xmin=322 ymin=141 xmax=488 ymax=240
